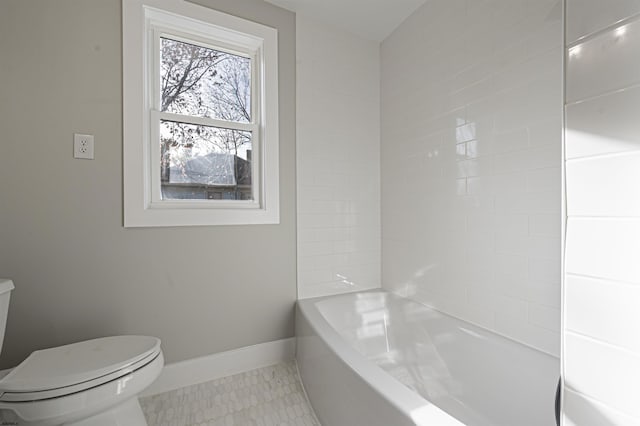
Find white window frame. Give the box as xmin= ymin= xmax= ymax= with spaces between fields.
xmin=123 ymin=0 xmax=279 ymax=227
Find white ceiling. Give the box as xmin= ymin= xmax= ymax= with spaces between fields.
xmin=264 ymin=0 xmax=427 ymax=42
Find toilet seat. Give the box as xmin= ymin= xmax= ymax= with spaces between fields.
xmin=0 ymin=335 xmax=161 ymax=402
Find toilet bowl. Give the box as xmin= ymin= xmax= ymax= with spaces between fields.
xmin=0 ymin=280 xmax=164 ymax=426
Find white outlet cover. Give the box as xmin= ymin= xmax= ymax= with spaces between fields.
xmin=74 ymin=133 xmax=94 ymax=159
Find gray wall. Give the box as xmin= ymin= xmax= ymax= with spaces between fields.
xmin=0 ymin=0 xmax=296 ymax=369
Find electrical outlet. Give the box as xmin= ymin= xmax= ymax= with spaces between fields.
xmin=74 ymin=134 xmax=94 ymax=159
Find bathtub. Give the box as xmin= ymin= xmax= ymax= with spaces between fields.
xmin=296 ymin=290 xmax=559 ymax=426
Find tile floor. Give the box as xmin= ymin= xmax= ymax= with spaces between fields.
xmin=140 ymin=361 xmax=320 ymax=426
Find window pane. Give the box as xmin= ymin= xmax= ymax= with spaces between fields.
xmin=160 ymin=37 xmax=251 ymax=123
xmin=160 ymin=120 xmax=253 ymax=201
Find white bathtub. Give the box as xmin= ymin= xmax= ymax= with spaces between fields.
xmin=296 ymin=290 xmax=559 ymax=426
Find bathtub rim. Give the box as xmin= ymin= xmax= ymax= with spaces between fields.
xmin=296 ymin=290 xmax=465 ymax=426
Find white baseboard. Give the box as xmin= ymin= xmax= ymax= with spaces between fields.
xmin=140 ymin=338 xmax=296 ymax=397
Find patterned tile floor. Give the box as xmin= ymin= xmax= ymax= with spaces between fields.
xmin=140 ymin=361 xmax=320 ymax=426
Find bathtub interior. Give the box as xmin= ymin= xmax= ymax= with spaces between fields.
xmin=314 ymin=291 xmax=559 ymax=426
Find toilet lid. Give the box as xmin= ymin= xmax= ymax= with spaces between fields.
xmin=0 ymin=336 xmax=161 ymax=395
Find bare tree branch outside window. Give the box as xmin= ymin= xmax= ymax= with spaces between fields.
xmin=159 ymin=37 xmax=253 ymax=200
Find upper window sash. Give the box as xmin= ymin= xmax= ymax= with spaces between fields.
xmin=149 ymin=27 xmax=261 ymax=127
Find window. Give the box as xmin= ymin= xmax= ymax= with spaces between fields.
xmin=123 ymin=0 xmax=279 ymax=226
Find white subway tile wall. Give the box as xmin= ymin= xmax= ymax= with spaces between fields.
xmin=562 ymin=388 xmax=639 ymax=426
xmin=565 ymin=275 xmax=640 ymax=353
xmin=565 ymin=0 xmax=640 ymax=45
xmin=380 ymin=0 xmax=563 ymax=356
xmin=565 ymin=86 xmax=640 ymax=159
xmin=564 ymin=0 xmax=640 ymax=423
xmin=566 ymin=18 xmax=640 ymax=103
xmin=567 ymin=152 xmax=640 ymax=215
xmin=296 ymin=15 xmax=381 ymax=299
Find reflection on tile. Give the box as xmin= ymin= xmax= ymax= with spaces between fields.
xmin=380 ymin=0 xmax=562 ymax=356
xmin=566 ymin=0 xmax=640 ymax=42
xmin=566 ymin=86 xmax=640 ymax=159
xmin=566 ymin=152 xmax=640 ymax=217
xmin=566 ymin=274 xmax=640 ymax=353
xmin=567 ymin=18 xmax=640 ymax=102
xmin=565 ymin=332 xmax=640 ymax=418
xmin=565 ymin=217 xmax=640 ymax=284
xmin=563 ymin=388 xmax=639 ymax=426
xmin=140 ymin=362 xmax=320 ymax=426
xmin=565 ymin=4 xmax=640 ymax=425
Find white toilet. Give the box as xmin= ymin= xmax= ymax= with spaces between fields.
xmin=0 ymin=279 xmax=164 ymax=425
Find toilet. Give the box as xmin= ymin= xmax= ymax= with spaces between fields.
xmin=0 ymin=279 xmax=164 ymax=425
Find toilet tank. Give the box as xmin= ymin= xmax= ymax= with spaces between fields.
xmin=0 ymin=279 xmax=14 ymax=355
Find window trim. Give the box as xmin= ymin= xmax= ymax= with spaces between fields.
xmin=123 ymin=0 xmax=279 ymax=227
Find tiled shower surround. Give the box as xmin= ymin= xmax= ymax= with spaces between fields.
xmin=296 ymin=15 xmax=381 ymax=299
xmin=140 ymin=362 xmax=319 ymax=426
xmin=381 ymin=0 xmax=563 ymax=356
xmin=563 ymin=0 xmax=640 ymax=423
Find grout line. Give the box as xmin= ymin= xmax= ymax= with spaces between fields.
xmin=565 ymin=272 xmax=640 ymax=287
xmin=566 ymin=12 xmax=640 ymax=48
xmin=565 ymin=330 xmax=640 ymax=359
xmin=565 ymin=148 xmax=640 ymax=163
xmin=563 ymin=387 xmax=639 ymax=422
xmin=567 ymin=215 xmax=640 ymax=220
xmin=565 ymin=81 xmax=640 ymax=107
